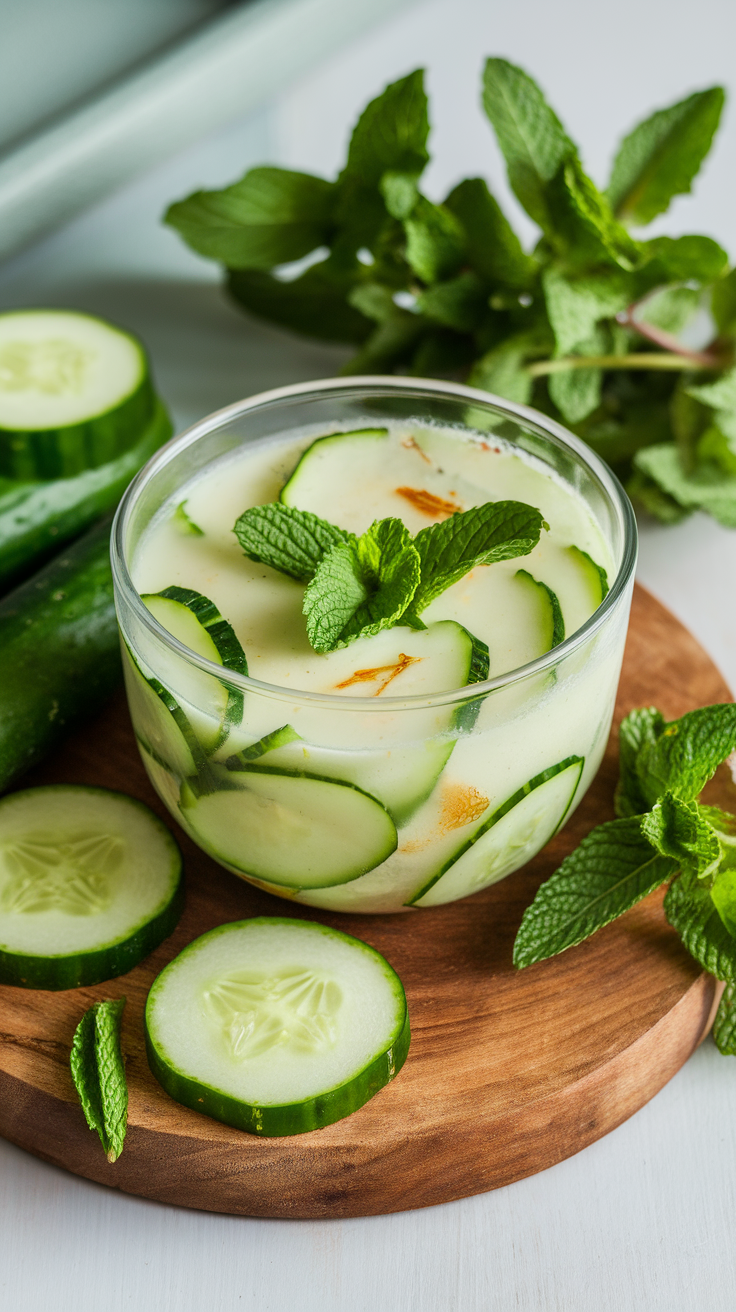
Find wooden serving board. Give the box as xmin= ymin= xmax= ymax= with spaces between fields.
xmin=1 ymin=584 xmax=733 ymax=1218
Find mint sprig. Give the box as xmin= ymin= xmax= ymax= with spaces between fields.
xmin=514 ymin=701 xmax=736 ymax=1056
xmin=234 ymin=499 xmax=545 ymax=653
xmin=166 ymin=61 xmax=736 ymax=531
xmin=69 ymin=998 xmax=128 ymax=1162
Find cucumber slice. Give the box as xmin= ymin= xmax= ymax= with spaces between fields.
xmin=226 ymin=726 xmax=454 ymax=828
xmin=122 ymin=649 xmax=208 ymax=780
xmin=280 ymin=428 xmax=389 ymax=511
xmin=172 ymin=500 xmax=204 ymax=536
xmin=515 ymin=569 xmax=565 ymax=654
xmin=144 ymin=917 xmax=410 ymax=1137
xmin=408 ymin=756 xmax=584 ymax=907
xmin=141 ymin=587 xmax=247 ymax=752
xmin=0 ymin=310 xmax=155 ymax=480
xmin=0 ymin=786 xmax=183 ymax=989
xmin=568 ymin=546 xmax=609 ymax=606
xmin=179 ymin=766 xmax=397 ymax=889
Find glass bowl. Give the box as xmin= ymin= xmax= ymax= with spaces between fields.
xmin=111 ymin=377 xmax=637 ymax=913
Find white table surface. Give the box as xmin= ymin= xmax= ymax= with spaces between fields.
xmin=2 ymin=2 xmax=736 ymax=1308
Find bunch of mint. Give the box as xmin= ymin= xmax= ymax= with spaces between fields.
xmin=514 ymin=704 xmax=736 ymax=1053
xmin=165 ymin=59 xmax=736 ymax=528
xmin=233 ymin=497 xmax=544 ymax=652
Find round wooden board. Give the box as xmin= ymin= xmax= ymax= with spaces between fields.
xmin=1 ymin=584 xmax=733 ymax=1218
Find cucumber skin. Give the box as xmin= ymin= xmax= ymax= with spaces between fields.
xmin=0 ymin=518 xmax=121 ymax=792
xmin=0 ymin=398 xmax=171 ymax=595
xmin=0 ymin=878 xmax=184 ymax=990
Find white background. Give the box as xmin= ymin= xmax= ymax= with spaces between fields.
xmin=2 ymin=1 xmax=736 ymax=1308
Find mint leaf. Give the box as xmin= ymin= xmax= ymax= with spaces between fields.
xmin=513 ymin=817 xmax=677 ymax=968
xmin=542 ymin=265 xmax=632 ymax=356
xmin=444 ymin=177 xmax=536 ymax=289
xmin=712 ymin=267 xmax=736 ymax=335
xmin=341 ymin=311 xmax=424 ymax=374
xmin=227 ymin=261 xmax=370 ymax=345
xmin=482 ymin=57 xmax=575 ymax=227
xmin=165 ymin=168 xmax=335 ymax=269
xmin=70 ymin=998 xmax=128 ymax=1163
xmin=641 ymin=793 xmax=722 ymax=881
xmin=546 ymin=157 xmax=642 ymax=270
xmin=713 ymin=982 xmax=736 ymax=1055
xmin=403 ymin=196 xmax=465 ymax=284
xmin=639 ymin=234 xmax=728 ymax=283
xmin=416 ymin=272 xmax=487 ymax=333
xmin=711 ymin=863 xmax=736 ymax=940
xmin=626 ymin=469 xmax=692 ymax=525
xmin=664 ymin=873 xmax=736 ymax=983
xmin=380 ymin=170 xmax=420 ymax=220
xmin=607 ymin=87 xmax=725 ymax=226
xmin=342 ymin=70 xmax=429 ymax=187
xmin=637 ymin=285 xmax=701 ymax=337
xmin=303 ymin=519 xmax=421 ymax=652
xmin=411 ymin=501 xmax=546 ymax=613
xmin=686 ymin=366 xmax=736 ymax=415
xmin=636 ymin=704 xmax=736 ymax=805
xmin=234 ymin=503 xmax=353 ymax=581
xmin=548 ymin=359 xmax=603 ymax=424
xmin=469 ymin=328 xmax=551 ymax=404
xmin=634 ymin=445 xmax=736 ymax=528
xmin=615 ymin=706 xmax=666 ymax=817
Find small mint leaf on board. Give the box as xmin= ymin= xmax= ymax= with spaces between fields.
xmin=607 ymin=87 xmax=725 ymax=226
xmin=303 ymin=519 xmax=421 ymax=652
xmin=513 ymin=817 xmax=677 ymax=968
xmin=640 ymin=793 xmax=722 ymax=882
xmin=664 ymin=874 xmax=736 ymax=983
xmin=636 ymin=704 xmax=736 ymax=804
xmin=70 ymin=998 xmax=128 ymax=1163
xmin=481 ymin=58 xmax=575 ymax=228
xmin=164 ymin=167 xmax=336 ymax=270
xmin=443 ymin=176 xmax=537 ymax=290
xmin=412 ymin=501 xmax=546 ymax=614
xmin=233 ymin=503 xmax=353 ymax=582
xmin=615 ymin=707 xmax=666 ymax=818
xmin=712 ymin=982 xmax=736 ymax=1055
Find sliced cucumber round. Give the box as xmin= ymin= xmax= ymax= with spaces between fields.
xmin=280 ymin=428 xmax=389 ymax=512
xmin=568 ymin=545 xmax=609 ymax=605
xmin=122 ymin=648 xmax=208 ymax=780
xmin=0 ymin=310 xmax=155 ymax=480
xmin=515 ymin=569 xmax=565 ymax=654
xmin=0 ymin=786 xmax=183 ymax=989
xmin=144 ymin=917 xmax=410 ymax=1136
xmin=141 ymin=586 xmax=247 ymax=752
xmin=179 ymin=765 xmax=397 ymax=889
xmin=408 ymin=756 xmax=584 ymax=907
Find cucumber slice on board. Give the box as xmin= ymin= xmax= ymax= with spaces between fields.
xmin=408 ymin=756 xmax=584 ymax=907
xmin=0 ymin=397 xmax=171 ymax=596
xmin=141 ymin=587 xmax=247 ymax=752
xmin=179 ymin=766 xmax=397 ymax=889
xmin=0 ymin=786 xmax=183 ymax=989
xmin=144 ymin=917 xmax=410 ymax=1137
xmin=0 ymin=310 xmax=155 ymax=480
xmin=515 ymin=569 xmax=565 ymax=654
xmin=226 ymin=726 xmax=455 ymax=829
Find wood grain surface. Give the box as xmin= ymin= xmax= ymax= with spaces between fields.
xmin=0 ymin=583 xmax=733 ymax=1219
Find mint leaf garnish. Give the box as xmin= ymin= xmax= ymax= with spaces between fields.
xmin=70 ymin=998 xmax=128 ymax=1163
xmin=607 ymin=87 xmax=725 ymax=226
xmin=234 ymin=503 xmax=353 ymax=582
xmin=615 ymin=706 xmax=666 ymax=818
xmin=664 ymin=874 xmax=736 ymax=984
xmin=641 ymin=792 xmax=722 ymax=882
xmin=303 ymin=518 xmax=421 ymax=652
xmin=713 ymin=982 xmax=736 ymax=1055
xmin=635 ymin=704 xmax=736 ymax=805
xmin=512 ymin=816 xmax=677 ymax=968
xmin=411 ymin=501 xmax=546 ymax=614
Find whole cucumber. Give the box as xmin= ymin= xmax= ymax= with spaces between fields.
xmin=0 ymin=398 xmax=171 ymax=595
xmin=0 ymin=517 xmax=122 ymax=792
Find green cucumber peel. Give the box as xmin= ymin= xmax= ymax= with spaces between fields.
xmin=70 ymin=998 xmax=128 ymax=1162
xmin=513 ymin=701 xmax=736 ymax=1058
xmin=234 ymin=495 xmax=545 ymax=656
xmin=165 ymin=61 xmax=735 ymax=527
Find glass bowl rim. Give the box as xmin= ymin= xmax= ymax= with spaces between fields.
xmin=111 ymin=374 xmax=638 ymax=713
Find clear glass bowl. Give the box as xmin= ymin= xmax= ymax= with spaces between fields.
xmin=112 ymin=377 xmax=637 ymax=914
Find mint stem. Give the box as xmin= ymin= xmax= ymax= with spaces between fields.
xmin=528 ymin=352 xmax=720 ymax=377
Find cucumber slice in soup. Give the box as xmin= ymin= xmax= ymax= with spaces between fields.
xmin=515 ymin=569 xmax=565 ymax=654
xmin=179 ymin=766 xmax=397 ymax=889
xmin=0 ymin=786 xmax=183 ymax=989
xmin=568 ymin=546 xmax=609 ymax=606
xmin=280 ymin=428 xmax=389 ymax=511
xmin=123 ymin=649 xmax=208 ymax=779
xmin=141 ymin=586 xmax=247 ymax=752
xmin=0 ymin=310 xmax=155 ymax=480
xmin=144 ymin=917 xmax=410 ymax=1136
xmin=226 ymin=726 xmax=454 ymax=828
xmin=409 ymin=756 xmax=584 ymax=907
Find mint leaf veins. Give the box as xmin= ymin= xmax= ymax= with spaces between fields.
xmin=70 ymin=998 xmax=128 ymax=1163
